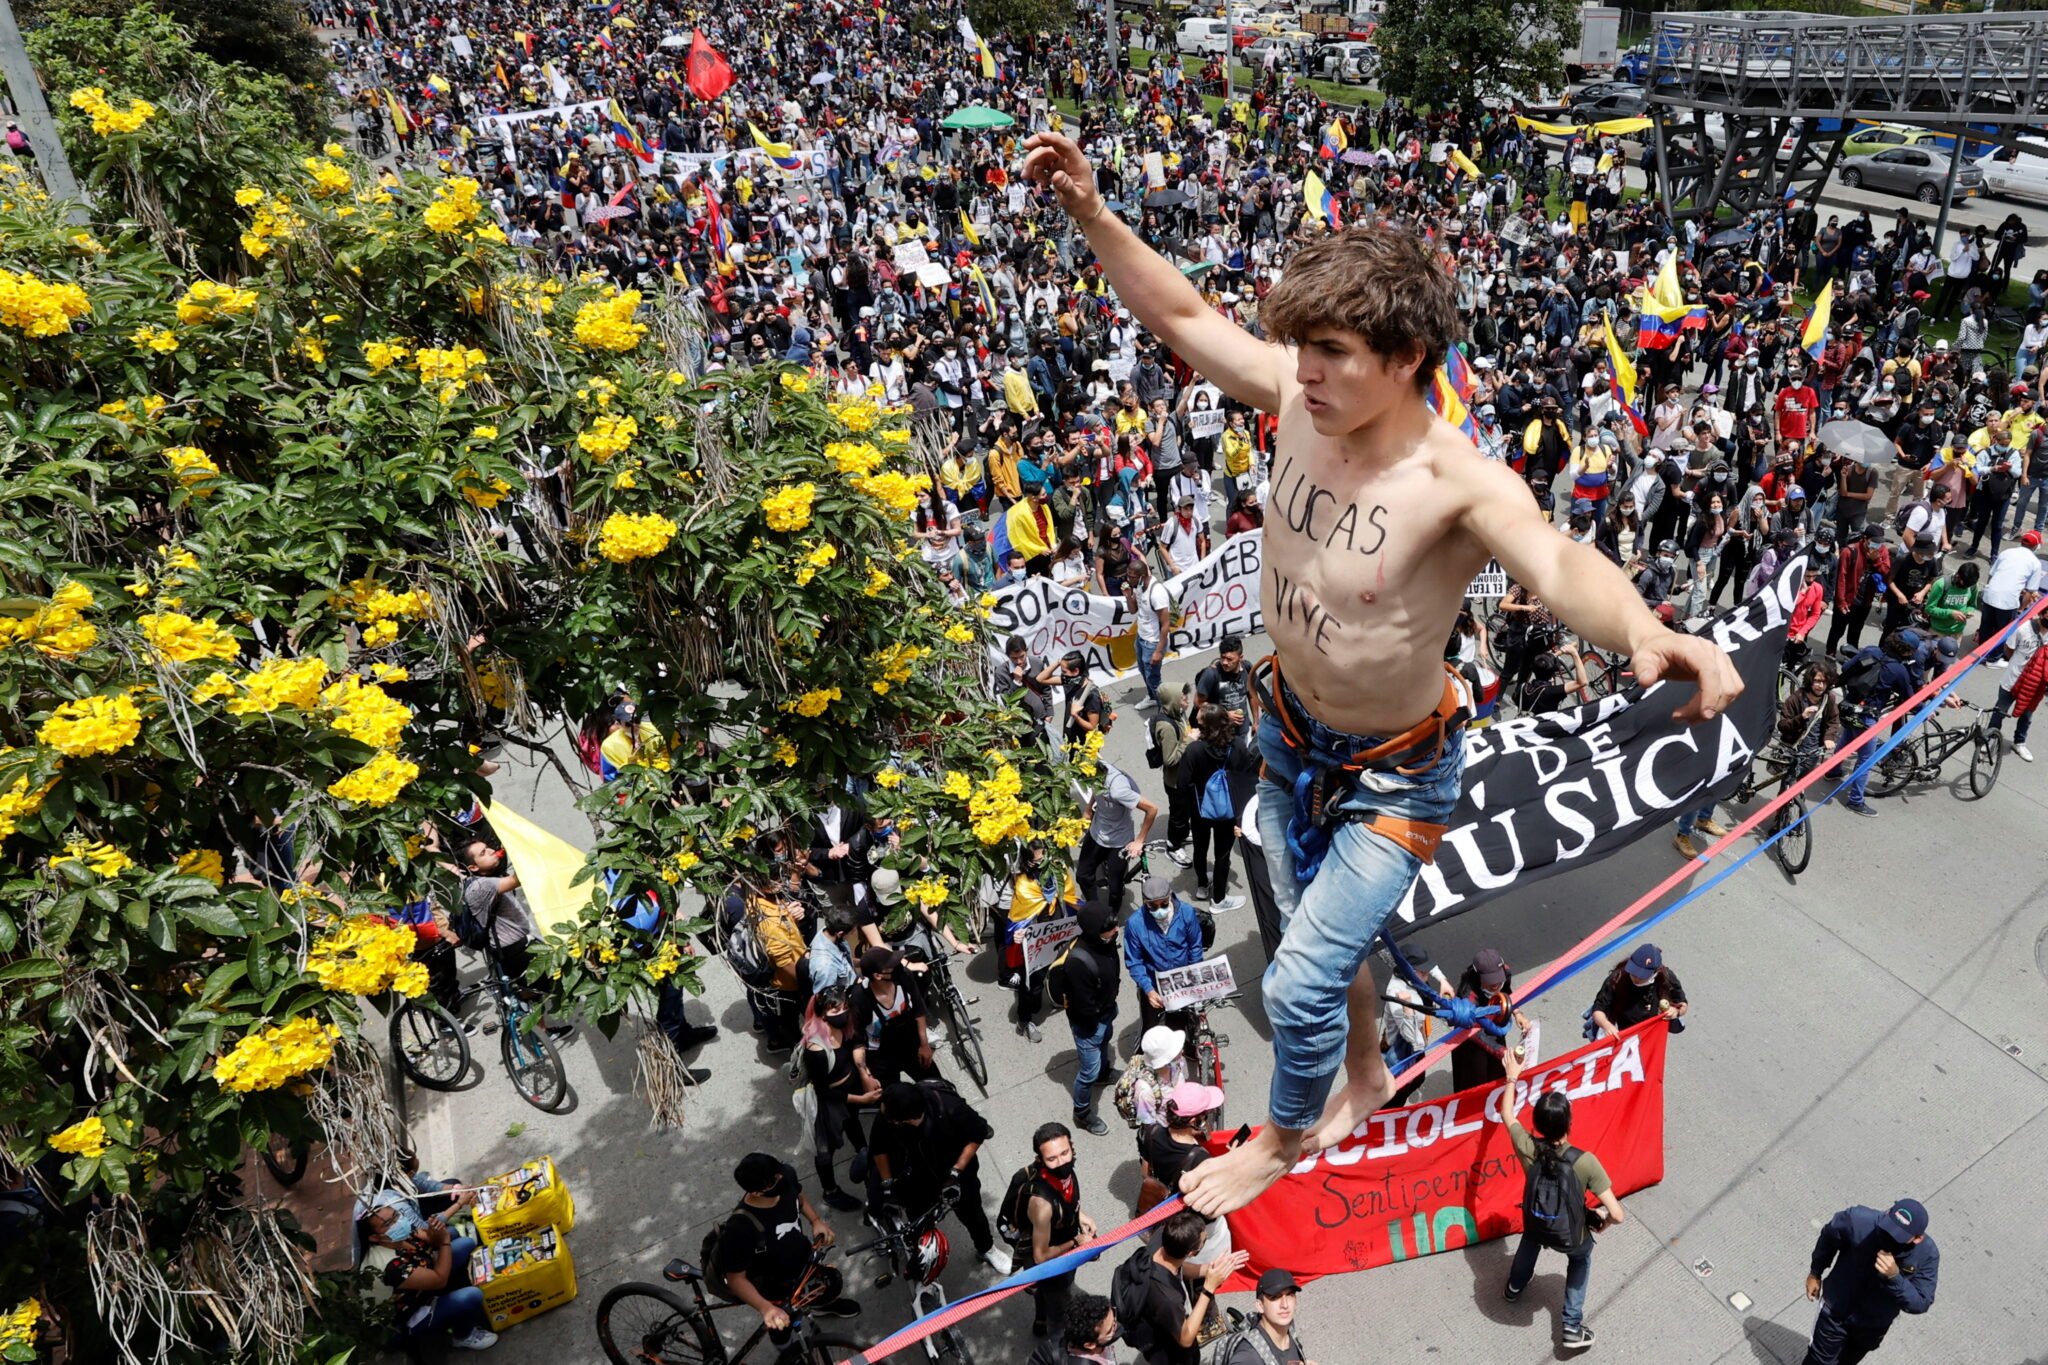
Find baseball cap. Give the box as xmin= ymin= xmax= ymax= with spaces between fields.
xmin=1473 ymin=947 xmax=1507 ymax=989
xmin=1627 ymin=943 xmax=1662 ymax=983
xmin=1141 ymin=874 xmax=1174 ymax=903
xmin=870 ymin=866 xmax=904 ymax=906
xmin=1882 ymin=1198 xmax=1928 ymax=1242
xmin=1256 ymin=1268 xmax=1302 ymax=1298
xmin=1165 ymin=1080 xmax=1226 ymax=1117
xmin=2025 ymin=531 xmax=2043 ymax=549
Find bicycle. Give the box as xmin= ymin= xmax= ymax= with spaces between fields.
xmin=898 ymin=923 xmax=988 ymax=1095
xmin=387 ymin=991 xmax=471 ymax=1092
xmin=845 ymin=1194 xmax=973 ymax=1364
xmin=394 ymin=944 xmax=569 ymax=1111
xmin=596 ymin=1249 xmax=862 ymax=1365
xmin=1865 ymin=699 xmax=2002 ymax=801
xmin=1730 ymin=729 xmax=1824 ymax=879
xmin=1183 ymin=994 xmax=1237 ymax=1125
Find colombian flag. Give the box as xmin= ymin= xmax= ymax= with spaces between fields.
xmin=977 ymin=36 xmax=998 ymax=79
xmin=596 ymin=26 xmax=616 ymax=53
xmin=1802 ymin=280 xmax=1834 ymax=360
xmin=969 ymin=262 xmax=998 ymax=317
xmin=703 ymin=184 xmax=731 ymax=260
xmin=1602 ymin=314 xmax=1638 ymax=406
xmin=749 ymin=122 xmax=803 ymax=172
xmin=1427 ymin=345 xmax=1480 ymax=443
xmin=607 ymin=99 xmax=652 ymax=162
xmin=1302 ymin=170 xmax=1339 ymax=229
xmin=1319 ymin=120 xmax=1347 ymax=160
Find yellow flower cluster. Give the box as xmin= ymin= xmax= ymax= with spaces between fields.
xmin=943 ymin=621 xmax=975 ymax=644
xmin=177 ymin=849 xmax=226 ymax=886
xmin=213 ymin=1017 xmax=340 ymax=1092
xmin=175 ymin=279 xmax=258 ymax=326
xmin=0 ymin=1298 xmax=38 ymax=1351
xmin=968 ymin=761 xmax=1034 ymax=844
xmin=771 ymin=736 xmax=801 ymax=766
xmin=941 ymin=770 xmax=973 ymax=800
xmin=779 ymin=371 xmax=811 ymax=394
xmin=69 ymin=87 xmax=155 ymax=135
xmin=577 ymin=375 xmax=619 ymax=407
xmin=793 ymin=539 xmax=837 ymax=585
xmin=218 ymin=656 xmax=328 ymax=715
xmin=0 ymin=267 xmax=91 ymax=337
xmin=573 ymin=289 xmax=648 ymax=351
xmin=903 ymin=878 xmax=949 ymax=910
xmin=38 ymin=693 xmax=141 ymax=758
xmin=327 ymin=750 xmax=420 ymax=807
xmin=307 ymin=916 xmax=430 ymax=997
xmin=458 ymin=469 xmax=514 ymax=509
xmin=829 ymin=399 xmax=880 ymax=433
xmin=864 ymin=566 xmax=893 ymax=597
xmin=851 ymin=469 xmax=924 ymax=517
xmin=577 ymin=412 xmax=637 ymax=460
xmin=868 ymin=642 xmax=930 ymax=694
xmin=1068 ymin=728 xmax=1105 ymax=777
xmin=364 ymin=339 xmax=410 ymax=373
xmin=761 ymin=482 xmax=817 ymax=532
xmin=826 ymin=441 xmax=887 ymax=477
xmin=1043 ymin=815 xmax=1091 ymax=850
xmin=423 ymin=176 xmax=484 ymax=233
xmin=48 ymin=1116 xmax=109 ymax=1157
xmin=413 ymin=345 xmax=487 ymax=402
xmin=0 ymin=771 xmax=54 ymax=843
xmin=648 ymin=940 xmax=684 ymax=982
xmin=302 ymin=155 xmax=353 ymax=197
xmin=130 ymin=324 xmax=179 ymax=353
xmin=321 ymin=675 xmax=413 ymax=749
xmin=100 ymin=394 xmax=167 ymax=425
xmin=140 ymin=610 xmax=239 ymax=663
xmin=236 ymin=188 xmax=304 ymax=259
xmin=336 ymin=577 xmax=431 ymax=623
xmin=0 ymin=581 xmax=97 ymax=657
xmin=54 ymin=837 xmax=132 ymax=878
xmin=874 ymin=767 xmax=905 ymax=789
xmin=880 ymin=428 xmax=913 ymax=445
xmin=597 ymin=511 xmax=678 ymax=563
xmin=784 ymin=686 xmax=841 ymax=718
xmin=161 ymin=445 xmax=219 ymax=487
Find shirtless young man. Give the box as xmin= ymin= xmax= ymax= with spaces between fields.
xmin=1021 ymin=133 xmax=1743 ymax=1217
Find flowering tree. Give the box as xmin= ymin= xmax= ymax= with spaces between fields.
xmin=0 ymin=28 xmax=1087 ymax=1365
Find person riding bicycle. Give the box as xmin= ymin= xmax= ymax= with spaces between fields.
xmin=453 ymin=834 xmax=571 ymax=1039
xmin=1778 ymin=662 xmax=1844 ymax=778
xmin=1124 ymin=875 xmax=1207 ymax=1034
xmin=869 ymin=1080 xmax=1013 ymax=1276
xmin=1836 ymin=630 xmax=1926 ymax=818
xmin=713 ymin=1154 xmax=861 ymax=1352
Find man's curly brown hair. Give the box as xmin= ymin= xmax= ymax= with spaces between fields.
xmin=1261 ymin=225 xmax=1463 ymax=394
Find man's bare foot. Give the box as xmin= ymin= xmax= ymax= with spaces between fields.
xmin=1301 ymin=1068 xmax=1398 ymax=1156
xmin=1180 ymin=1124 xmax=1302 ymax=1218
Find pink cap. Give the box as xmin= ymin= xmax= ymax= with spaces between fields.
xmin=1166 ymin=1081 xmax=1226 ymax=1118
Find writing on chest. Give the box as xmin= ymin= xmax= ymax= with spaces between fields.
xmin=1271 ymin=453 xmax=1391 ymax=559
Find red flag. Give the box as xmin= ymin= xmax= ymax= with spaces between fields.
xmin=686 ymin=29 xmax=734 ymax=101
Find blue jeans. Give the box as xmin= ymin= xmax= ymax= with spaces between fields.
xmin=1254 ymin=705 xmax=1465 ymax=1131
xmin=2009 ymin=478 xmax=2048 ymax=533
xmin=1674 ymin=799 xmax=1718 ymax=837
xmin=1507 ymin=1230 xmax=1594 ymax=1332
xmin=1136 ymin=648 xmax=1163 ymax=703
xmin=1069 ymin=1016 xmax=1114 ymax=1110
xmin=1839 ymin=717 xmax=1872 ymax=806
xmin=417 ymin=1238 xmax=484 ymax=1339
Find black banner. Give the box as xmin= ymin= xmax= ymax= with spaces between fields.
xmin=1375 ymin=553 xmax=1805 ymax=933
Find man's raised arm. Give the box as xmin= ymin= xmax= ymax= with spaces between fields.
xmin=1022 ymin=132 xmax=1287 ymax=414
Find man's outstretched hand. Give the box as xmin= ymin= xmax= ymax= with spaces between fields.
xmin=1022 ymin=133 xmax=1101 ymax=221
xmin=1633 ymin=631 xmax=1744 ymax=724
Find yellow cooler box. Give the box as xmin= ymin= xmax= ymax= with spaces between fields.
xmin=472 ymin=1225 xmax=577 ymax=1331
xmin=472 ymin=1156 xmax=576 ymax=1241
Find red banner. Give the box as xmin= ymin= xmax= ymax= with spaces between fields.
xmin=1216 ymin=1019 xmax=1668 ymax=1288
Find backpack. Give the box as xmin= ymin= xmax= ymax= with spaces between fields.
xmin=725 ymin=901 xmax=775 ymax=988
xmin=1522 ymin=1143 xmax=1590 ymax=1251
xmin=1893 ymin=498 xmax=1931 ymax=537
xmin=450 ymin=877 xmax=496 ymax=951
xmin=1197 ymin=766 xmax=1234 ymax=821
xmin=1213 ymin=1312 xmax=1292 ymax=1365
xmin=1112 ymin=1054 xmax=1147 ymax=1129
xmin=1109 ymin=1245 xmax=1165 ymax=1354
xmin=699 ymin=1205 xmax=767 ymax=1302
xmin=1044 ymin=940 xmax=1080 ymax=1011
xmin=1840 ymin=646 xmax=1887 ymax=703
xmin=995 ymin=1162 xmax=1044 ymax=1251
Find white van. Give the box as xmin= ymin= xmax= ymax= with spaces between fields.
xmin=1176 ymin=17 xmax=1232 ymax=55
xmin=1974 ymin=146 xmax=2048 ymax=206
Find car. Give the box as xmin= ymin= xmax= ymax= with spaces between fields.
xmin=1175 ymin=17 xmax=1232 ymax=55
xmin=1838 ymin=146 xmax=1985 ymax=203
xmin=1568 ymin=87 xmax=1648 ymax=121
xmin=1313 ymin=39 xmax=1378 ymax=82
xmin=1242 ymin=33 xmax=1313 ymax=70
xmin=1839 ymin=122 xmax=1942 ymax=158
xmin=1571 ymin=79 xmax=1641 ymax=105
xmin=1974 ymin=147 xmax=2048 ymax=206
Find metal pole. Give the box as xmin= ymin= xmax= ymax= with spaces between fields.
xmin=1930 ymin=130 xmax=1965 ymax=261
xmin=0 ymin=0 xmax=83 ymax=207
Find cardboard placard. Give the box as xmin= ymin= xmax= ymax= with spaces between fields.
xmin=1157 ymin=955 xmax=1238 ymax=1011
xmin=1189 ymin=408 xmax=1226 ymax=437
xmin=1466 ymin=558 xmax=1509 ymax=599
xmin=892 ymin=241 xmax=930 ymax=271
xmin=914 ymin=261 xmax=954 ymax=288
xmin=1020 ymin=916 xmax=1082 ymax=975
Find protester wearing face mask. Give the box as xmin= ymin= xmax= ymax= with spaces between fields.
xmin=355 ymin=1186 xmax=496 ymax=1351
xmin=712 ymin=1154 xmax=860 ymax=1339
xmin=1124 ymin=875 xmax=1207 ymax=1036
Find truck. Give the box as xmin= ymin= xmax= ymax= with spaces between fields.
xmin=1561 ymin=4 xmax=1620 ymax=83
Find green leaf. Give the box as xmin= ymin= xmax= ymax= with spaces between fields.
xmin=180 ymin=901 xmax=249 ymax=938
xmin=0 ymin=958 xmax=63 ymax=983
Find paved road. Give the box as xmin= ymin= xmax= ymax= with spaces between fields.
xmin=408 ymin=605 xmax=2048 ymax=1365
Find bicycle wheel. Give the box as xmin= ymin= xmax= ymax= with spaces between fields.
xmin=943 ymin=983 xmax=989 ymax=1094
xmin=390 ymin=998 xmax=469 ymax=1091
xmin=933 ymin=1324 xmax=974 ymax=1364
xmin=1966 ymin=726 xmax=2002 ymax=800
xmin=1865 ymin=743 xmax=1917 ymax=798
xmin=1767 ymin=794 xmax=1812 ymax=877
xmin=260 ymin=1134 xmax=308 ymax=1187
xmin=595 ymin=1283 xmax=717 ymax=1365
xmin=502 ymin=1018 xmax=570 ymax=1112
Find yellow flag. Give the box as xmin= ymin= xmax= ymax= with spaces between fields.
xmin=1602 ymin=315 xmax=1637 ymax=405
xmin=1589 ymin=116 xmax=1653 ymax=136
xmin=960 ymin=209 xmax=980 ymax=245
xmin=1513 ymin=114 xmax=1580 ymax=137
xmin=1449 ymin=147 xmax=1483 ymax=180
xmin=1651 ymin=253 xmax=1685 ymax=311
xmin=1302 ymin=169 xmax=1330 ymax=225
xmin=977 ymin=36 xmax=997 ymax=79
xmin=485 ymin=802 xmax=595 ymax=942
xmin=748 ymin=121 xmax=795 ymax=159
xmin=384 ymin=88 xmax=412 ymax=137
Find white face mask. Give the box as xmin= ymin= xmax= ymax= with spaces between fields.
xmin=1148 ymin=904 xmax=1174 ymax=928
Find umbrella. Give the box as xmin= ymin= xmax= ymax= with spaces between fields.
xmin=1102 ymin=199 xmax=1128 ymax=213
xmin=1817 ymin=420 xmax=1895 ymax=467
xmin=1143 ymin=187 xmax=1189 ymax=208
xmin=657 ymin=32 xmax=688 ymax=48
xmin=1703 ymin=223 xmax=1756 ymax=253
xmin=940 ymin=105 xmax=1014 ymax=130
xmin=808 ymin=70 xmax=835 ymax=86
xmin=1339 ymin=149 xmax=1373 ymax=166
xmin=1179 ymin=261 xmax=1218 ymax=279
xmin=584 ymin=204 xmax=635 ymax=222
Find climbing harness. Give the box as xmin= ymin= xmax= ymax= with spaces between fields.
xmin=1250 ymin=654 xmax=1469 ymax=882
xmin=1379 ymin=929 xmax=1511 ymax=1040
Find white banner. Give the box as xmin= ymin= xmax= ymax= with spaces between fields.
xmin=987 ymin=530 xmax=1264 ymax=683
xmin=451 ymin=33 xmax=475 ymax=58
xmin=474 ymin=99 xmax=612 ymax=140
xmin=1020 ymin=917 xmax=1081 ymax=976
xmin=1157 ymin=955 xmax=1238 ymax=1010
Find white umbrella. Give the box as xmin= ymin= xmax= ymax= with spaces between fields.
xmin=657 ymin=32 xmax=688 ymax=49
xmin=1817 ymin=419 xmax=1895 ymax=467
xmin=809 ymin=70 xmax=836 ymax=86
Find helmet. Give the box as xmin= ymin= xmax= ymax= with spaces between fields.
xmin=910 ymin=1227 xmax=951 ymax=1285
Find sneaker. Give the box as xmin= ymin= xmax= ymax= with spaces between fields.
xmin=1503 ymin=1282 xmax=1523 ymax=1302
xmin=544 ymin=1022 xmax=575 ymax=1040
xmin=816 ymin=1297 xmax=863 ymax=1319
xmin=1694 ymin=817 xmax=1730 ymax=838
xmin=981 ymin=1246 xmax=1014 ymax=1275
xmin=1163 ymin=846 xmax=1193 ymax=867
xmin=672 ymin=1024 xmax=719 ymax=1049
xmin=1562 ymin=1325 xmax=1596 ymax=1350
xmin=1844 ymin=801 xmax=1880 ymax=818
xmin=2016 ymin=743 xmax=2035 ymax=763
xmin=1987 ymin=657 xmax=2009 ymax=669
xmin=824 ymin=1188 xmax=863 ymax=1212
xmin=1075 ymin=1108 xmax=1109 ymax=1137
xmin=1673 ymin=833 xmax=1702 ymax=859
xmin=450 ymin=1327 xmax=499 ymax=1350
xmin=1023 ymin=1021 xmax=1043 ymax=1043
xmin=1210 ymin=894 xmax=1245 ymax=913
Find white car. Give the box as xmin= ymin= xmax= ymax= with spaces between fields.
xmin=1975 ymin=147 xmax=2048 ymax=206
xmin=1176 ymin=17 xmax=1232 ymax=55
xmin=1314 ymin=40 xmax=1378 ymax=83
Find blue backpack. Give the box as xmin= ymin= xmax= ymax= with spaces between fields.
xmin=1198 ymin=766 xmax=1234 ymax=821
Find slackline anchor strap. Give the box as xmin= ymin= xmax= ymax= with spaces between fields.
xmin=1379 ymin=928 xmax=1510 ymax=1040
